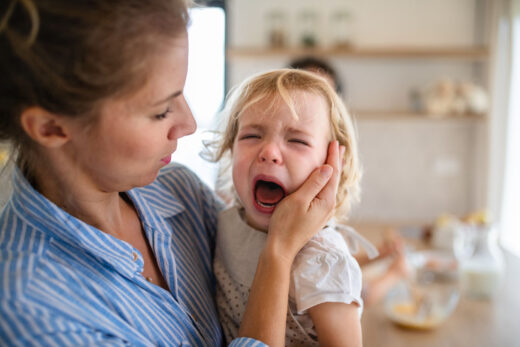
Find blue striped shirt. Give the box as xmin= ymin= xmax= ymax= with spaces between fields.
xmin=0 ymin=163 xmax=266 ymax=347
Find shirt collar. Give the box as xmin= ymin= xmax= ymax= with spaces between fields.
xmin=9 ymin=167 xmax=185 ymax=277
xmin=127 ymin=178 xmax=185 ymax=220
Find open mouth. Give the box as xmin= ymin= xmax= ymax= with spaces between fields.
xmin=254 ymin=179 xmax=286 ymax=209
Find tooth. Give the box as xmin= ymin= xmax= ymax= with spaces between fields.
xmin=257 ymin=200 xmax=275 ymax=208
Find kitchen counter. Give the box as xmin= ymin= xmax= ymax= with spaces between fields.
xmin=358 ymin=225 xmax=520 ymax=347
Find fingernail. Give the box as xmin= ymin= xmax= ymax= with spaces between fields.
xmin=320 ymin=165 xmax=333 ymax=177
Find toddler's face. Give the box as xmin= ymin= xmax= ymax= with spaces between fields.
xmin=232 ymin=90 xmax=331 ymax=231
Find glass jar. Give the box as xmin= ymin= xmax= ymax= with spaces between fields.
xmin=298 ymin=10 xmax=318 ymax=48
xmin=456 ymin=224 xmax=505 ymax=299
xmin=330 ymin=10 xmax=352 ymax=48
xmin=265 ymin=9 xmax=287 ymax=48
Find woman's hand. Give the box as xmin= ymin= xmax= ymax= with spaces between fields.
xmin=266 ymin=140 xmax=344 ymax=263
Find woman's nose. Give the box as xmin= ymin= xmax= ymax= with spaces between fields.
xmin=258 ymin=141 xmax=282 ymax=164
xmin=167 ymin=96 xmax=196 ymax=140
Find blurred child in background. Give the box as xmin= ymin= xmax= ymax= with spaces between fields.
xmin=289 ymin=56 xmax=410 ymax=307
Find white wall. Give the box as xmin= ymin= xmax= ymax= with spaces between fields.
xmin=226 ymin=0 xmax=489 ymax=224
xmin=228 ymin=0 xmax=476 ymax=48
xmin=229 ymin=58 xmax=478 ymax=112
xmin=353 ymin=117 xmax=484 ymax=222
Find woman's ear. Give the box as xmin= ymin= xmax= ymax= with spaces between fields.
xmin=20 ymin=107 xmax=71 ymax=148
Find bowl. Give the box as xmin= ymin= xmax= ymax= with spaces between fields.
xmin=384 ymin=250 xmax=460 ymax=330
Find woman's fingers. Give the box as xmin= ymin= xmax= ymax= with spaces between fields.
xmin=266 ymin=141 xmax=344 ymax=260
xmin=288 ymin=165 xmax=333 ymax=208
xmin=314 ymin=141 xmax=343 ymax=205
xmin=267 ymin=163 xmax=333 ymax=259
xmin=287 ymin=140 xmax=341 ymax=212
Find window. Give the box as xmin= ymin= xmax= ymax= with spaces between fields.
xmin=172 ymin=4 xmax=226 ymax=189
xmin=499 ymin=0 xmax=520 ymax=255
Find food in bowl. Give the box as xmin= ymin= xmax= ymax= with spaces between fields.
xmin=384 ymin=250 xmax=460 ymax=329
xmin=385 ymin=284 xmax=459 ymax=329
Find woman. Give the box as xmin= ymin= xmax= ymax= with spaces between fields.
xmin=0 ymin=0 xmax=342 ymax=346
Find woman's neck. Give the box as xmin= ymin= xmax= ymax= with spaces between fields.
xmin=31 ymin=160 xmax=129 ymax=238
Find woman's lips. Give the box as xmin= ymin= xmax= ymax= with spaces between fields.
xmin=160 ymin=155 xmax=172 ymax=164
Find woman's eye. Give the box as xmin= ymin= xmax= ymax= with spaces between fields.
xmin=154 ymin=107 xmax=171 ymax=120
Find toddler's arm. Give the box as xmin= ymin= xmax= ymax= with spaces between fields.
xmin=356 ymin=228 xmax=403 ymax=266
xmin=362 ymin=246 xmax=409 ymax=306
xmin=309 ymin=302 xmax=362 ymax=347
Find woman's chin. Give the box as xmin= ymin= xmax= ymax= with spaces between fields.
xmin=131 ymin=171 xmax=161 ymax=189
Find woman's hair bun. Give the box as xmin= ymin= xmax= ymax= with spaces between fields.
xmin=0 ymin=0 xmax=39 ymax=46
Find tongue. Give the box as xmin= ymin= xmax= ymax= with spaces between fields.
xmin=255 ymin=181 xmax=284 ymax=204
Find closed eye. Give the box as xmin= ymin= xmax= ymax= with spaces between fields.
xmin=238 ymin=134 xmax=261 ymax=140
xmin=289 ymin=139 xmax=310 ymax=146
xmin=153 ymin=107 xmax=172 ymax=120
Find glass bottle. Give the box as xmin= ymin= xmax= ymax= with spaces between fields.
xmin=458 ymin=224 xmax=505 ymax=299
xmin=298 ymin=10 xmax=318 ymax=48
xmin=330 ymin=10 xmax=352 ymax=49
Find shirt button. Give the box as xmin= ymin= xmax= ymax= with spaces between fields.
xmin=132 ymin=251 xmax=138 ymax=261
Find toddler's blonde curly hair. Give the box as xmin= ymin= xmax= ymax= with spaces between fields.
xmin=207 ymin=69 xmax=361 ymax=223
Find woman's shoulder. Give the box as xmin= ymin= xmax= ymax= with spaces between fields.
xmin=0 ymin=204 xmax=51 ymax=256
xmin=0 ymin=207 xmax=50 ymax=299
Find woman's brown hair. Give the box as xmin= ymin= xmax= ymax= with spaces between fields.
xmin=0 ymin=0 xmax=189 ymax=176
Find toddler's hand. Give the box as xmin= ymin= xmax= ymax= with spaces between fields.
xmin=266 ymin=141 xmax=344 ymax=263
xmin=387 ymin=249 xmax=410 ymax=279
xmin=378 ymin=228 xmax=405 ymax=259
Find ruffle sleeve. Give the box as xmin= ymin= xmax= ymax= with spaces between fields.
xmin=290 ymin=227 xmax=365 ymax=314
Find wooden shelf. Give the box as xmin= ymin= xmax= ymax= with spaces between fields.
xmin=351 ymin=110 xmax=487 ymax=121
xmin=227 ymin=46 xmax=489 ymax=60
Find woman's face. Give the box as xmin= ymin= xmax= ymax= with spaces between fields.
xmin=66 ymin=33 xmax=195 ymax=192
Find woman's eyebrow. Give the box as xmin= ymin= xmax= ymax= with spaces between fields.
xmin=152 ymin=90 xmax=183 ymax=106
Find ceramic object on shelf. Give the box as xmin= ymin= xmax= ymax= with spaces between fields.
xmin=423 ymin=79 xmax=489 ymax=117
